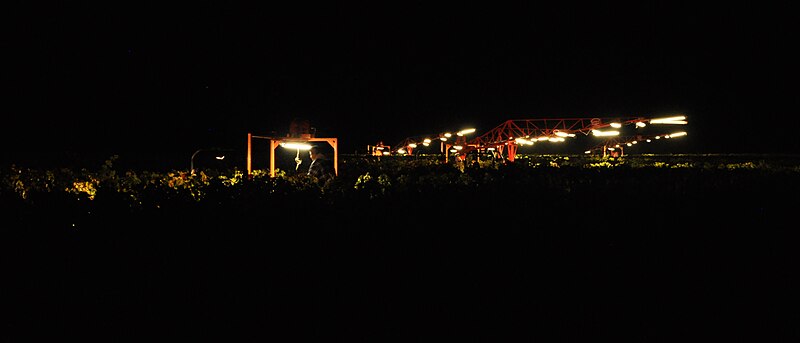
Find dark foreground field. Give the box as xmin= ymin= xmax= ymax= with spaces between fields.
xmin=3 ymin=154 xmax=799 ymax=341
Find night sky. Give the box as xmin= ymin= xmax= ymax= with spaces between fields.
xmin=5 ymin=2 xmax=798 ymax=169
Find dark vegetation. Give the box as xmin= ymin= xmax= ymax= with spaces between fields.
xmin=3 ymin=154 xmax=799 ymax=341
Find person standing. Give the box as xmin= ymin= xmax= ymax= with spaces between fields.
xmin=307 ymin=146 xmax=334 ymax=180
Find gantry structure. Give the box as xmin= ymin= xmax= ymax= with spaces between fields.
xmin=246 ymin=133 xmax=339 ymax=177
xmin=388 ymin=115 xmax=687 ymax=161
xmin=246 ymin=118 xmax=340 ymax=177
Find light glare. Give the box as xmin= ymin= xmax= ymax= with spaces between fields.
xmin=281 ymin=142 xmax=313 ymax=150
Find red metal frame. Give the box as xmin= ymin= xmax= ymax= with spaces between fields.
xmin=384 ymin=116 xmax=686 ymax=162
xmin=463 ymin=117 xmax=650 ymax=161
xmin=247 ymin=133 xmax=339 ymax=177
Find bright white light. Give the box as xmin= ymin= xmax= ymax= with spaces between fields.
xmin=422 ymin=142 xmax=430 ymax=146
xmin=650 ymin=116 xmax=687 ymax=124
xmin=454 ymin=145 xmax=463 ymax=150
xmin=281 ymin=142 xmax=313 ymax=150
xmin=584 ymin=150 xmax=591 ymax=154
xmin=423 ymin=138 xmax=432 ymax=143
xmin=669 ymin=131 xmax=688 ymax=137
xmin=457 ymin=128 xmax=476 ymax=136
xmin=440 ymin=137 xmax=448 ymax=141
xmin=554 ymin=131 xmax=574 ymax=137
xmin=592 ymin=130 xmax=620 ymax=137
xmin=610 ymin=122 xmax=622 ymax=128
xmin=626 ymin=143 xmax=632 ymax=147
xmin=215 ymin=156 xmax=225 ymax=160
xmin=408 ymin=143 xmax=417 ymax=148
xmin=548 ymin=137 xmax=565 ymax=142
xmin=635 ymin=122 xmax=647 ymax=128
xmin=444 ymin=133 xmax=452 ymax=138
xmin=652 ymin=115 xmax=685 ymax=121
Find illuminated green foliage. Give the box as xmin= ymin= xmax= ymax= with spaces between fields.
xmin=2 ymin=154 xmax=799 ymax=213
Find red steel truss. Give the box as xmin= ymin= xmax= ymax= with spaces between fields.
xmin=459 ymin=117 xmax=651 ymax=161
xmin=385 ymin=116 xmax=687 ymax=162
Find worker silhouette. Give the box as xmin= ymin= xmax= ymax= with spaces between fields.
xmin=307 ymin=146 xmax=334 ymax=181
